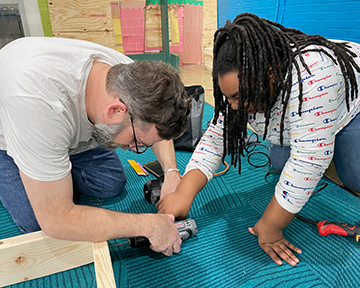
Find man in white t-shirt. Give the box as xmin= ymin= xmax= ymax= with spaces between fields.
xmin=0 ymin=37 xmax=191 ymax=256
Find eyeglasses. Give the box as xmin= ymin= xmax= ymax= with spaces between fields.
xmin=119 ymin=98 xmax=153 ymax=154
xmin=129 ymin=115 xmax=153 ymax=154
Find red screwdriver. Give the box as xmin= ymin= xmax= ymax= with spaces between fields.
xmin=295 ymin=214 xmax=360 ymax=241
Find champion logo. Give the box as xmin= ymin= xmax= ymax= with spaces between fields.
xmin=283 ymin=180 xmax=313 ymax=191
xmin=304 ymin=177 xmax=321 ymax=181
xmin=208 ymin=129 xmax=222 ymax=137
xmin=308 ymin=75 xmax=332 ymax=85
xmin=317 ymin=83 xmax=337 ymax=91
xmin=303 ymin=92 xmax=328 ymax=102
xmin=323 ymin=117 xmax=337 ymax=124
xmin=300 ymin=61 xmax=319 ymax=73
xmin=314 ymin=108 xmax=337 ymax=117
xmin=317 ymin=141 xmax=335 ymax=147
xmin=291 ymin=106 xmax=323 ymax=117
xmin=308 ymin=125 xmax=333 ymax=132
xmin=294 ymin=137 xmax=326 ymax=143
xmin=199 ymin=147 xmax=222 ymax=157
xmin=198 ymin=141 xmax=217 ymax=149
xmin=308 ymin=156 xmax=332 ymax=161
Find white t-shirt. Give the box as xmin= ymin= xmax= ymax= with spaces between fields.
xmin=0 ymin=37 xmax=133 ymax=181
xmin=185 ymin=40 xmax=360 ymax=214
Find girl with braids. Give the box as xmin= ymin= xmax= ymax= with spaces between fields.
xmin=157 ymin=13 xmax=360 ymax=266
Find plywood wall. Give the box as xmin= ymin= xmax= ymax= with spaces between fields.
xmin=48 ymin=0 xmax=116 ymax=49
xmin=47 ymin=0 xmax=217 ymax=60
xmin=202 ymin=0 xmax=217 ymax=48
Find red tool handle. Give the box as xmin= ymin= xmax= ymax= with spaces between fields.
xmin=317 ymin=220 xmax=357 ymax=237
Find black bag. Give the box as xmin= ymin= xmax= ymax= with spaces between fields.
xmin=174 ymin=85 xmax=205 ymax=151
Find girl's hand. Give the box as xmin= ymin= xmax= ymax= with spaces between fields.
xmin=249 ymin=222 xmax=302 ymax=266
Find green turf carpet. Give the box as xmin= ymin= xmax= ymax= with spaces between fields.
xmin=1 ymin=103 xmax=360 ymax=287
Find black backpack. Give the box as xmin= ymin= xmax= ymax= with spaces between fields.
xmin=174 ymin=85 xmax=205 ymax=151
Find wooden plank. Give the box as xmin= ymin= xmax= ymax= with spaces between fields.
xmin=48 ymin=0 xmax=113 ymax=32
xmin=145 ymin=7 xmax=162 ymax=48
xmin=0 ymin=231 xmax=94 ymax=287
xmin=53 ymin=31 xmax=116 ymax=50
xmin=203 ymin=44 xmax=213 ymax=71
xmin=93 ymin=242 xmax=116 ymax=288
xmin=202 ymin=0 xmax=217 ymax=48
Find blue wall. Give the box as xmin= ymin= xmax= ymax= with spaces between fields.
xmin=218 ymin=0 xmax=360 ymax=43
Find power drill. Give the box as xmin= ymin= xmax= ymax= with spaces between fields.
xmin=124 ymin=218 xmax=198 ymax=248
xmin=125 ymin=178 xmax=198 ymax=248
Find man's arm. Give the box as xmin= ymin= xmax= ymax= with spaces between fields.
xmin=151 ymin=139 xmax=181 ymax=197
xmin=20 ymin=171 xmax=181 ymax=255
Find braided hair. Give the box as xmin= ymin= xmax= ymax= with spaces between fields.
xmin=213 ymin=13 xmax=360 ymax=173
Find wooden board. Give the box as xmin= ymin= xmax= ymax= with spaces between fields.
xmin=203 ymin=44 xmax=213 ymax=71
xmin=93 ymin=242 xmax=116 ymax=288
xmin=202 ymin=0 xmax=217 ymax=48
xmin=48 ymin=0 xmax=113 ymax=32
xmin=44 ymin=0 xmax=217 ymax=58
xmin=53 ymin=31 xmax=116 ymax=49
xmin=0 ymin=231 xmax=94 ymax=287
xmin=145 ymin=7 xmax=162 ymax=48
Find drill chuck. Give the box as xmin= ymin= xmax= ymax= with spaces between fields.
xmin=143 ymin=179 xmax=162 ymax=205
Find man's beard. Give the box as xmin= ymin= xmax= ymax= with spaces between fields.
xmin=92 ymin=119 xmax=130 ymax=150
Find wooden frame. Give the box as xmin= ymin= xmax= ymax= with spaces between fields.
xmin=0 ymin=231 xmax=116 ymax=287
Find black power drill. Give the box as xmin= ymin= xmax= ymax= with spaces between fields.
xmin=125 ymin=179 xmax=198 ymax=248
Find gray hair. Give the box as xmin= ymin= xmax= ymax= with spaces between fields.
xmin=92 ymin=118 xmax=130 ymax=149
xmin=105 ymin=60 xmax=191 ymax=140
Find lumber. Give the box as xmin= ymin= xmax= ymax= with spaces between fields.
xmin=93 ymin=242 xmax=116 ymax=288
xmin=48 ymin=0 xmax=113 ymax=32
xmin=0 ymin=231 xmax=94 ymax=287
xmin=202 ymin=0 xmax=217 ymax=47
xmin=53 ymin=31 xmax=116 ymax=49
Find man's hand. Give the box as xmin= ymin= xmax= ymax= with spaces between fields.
xmin=150 ymin=139 xmax=180 ymax=198
xmin=161 ymin=170 xmax=181 ymax=198
xmin=249 ymin=219 xmax=302 ymax=266
xmin=146 ymin=214 xmax=182 ymax=256
xmin=157 ymin=191 xmax=192 ymax=219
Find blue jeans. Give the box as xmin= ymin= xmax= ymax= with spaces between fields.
xmin=269 ymin=112 xmax=360 ymax=192
xmin=0 ymin=146 xmax=127 ymax=233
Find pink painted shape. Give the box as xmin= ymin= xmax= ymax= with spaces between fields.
xmin=123 ymin=43 xmax=138 ymax=52
xmin=120 ymin=7 xmax=145 ymax=54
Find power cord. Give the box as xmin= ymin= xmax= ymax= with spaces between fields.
xmin=244 ymin=132 xmax=328 ymax=195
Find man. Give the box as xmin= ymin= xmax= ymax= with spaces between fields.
xmin=0 ymin=37 xmax=191 ymax=256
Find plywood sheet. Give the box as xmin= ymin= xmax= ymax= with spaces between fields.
xmin=202 ymin=0 xmax=217 ymax=47
xmin=53 ymin=31 xmax=116 ymax=49
xmin=203 ymin=44 xmax=213 ymax=71
xmin=48 ymin=0 xmax=113 ymax=32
